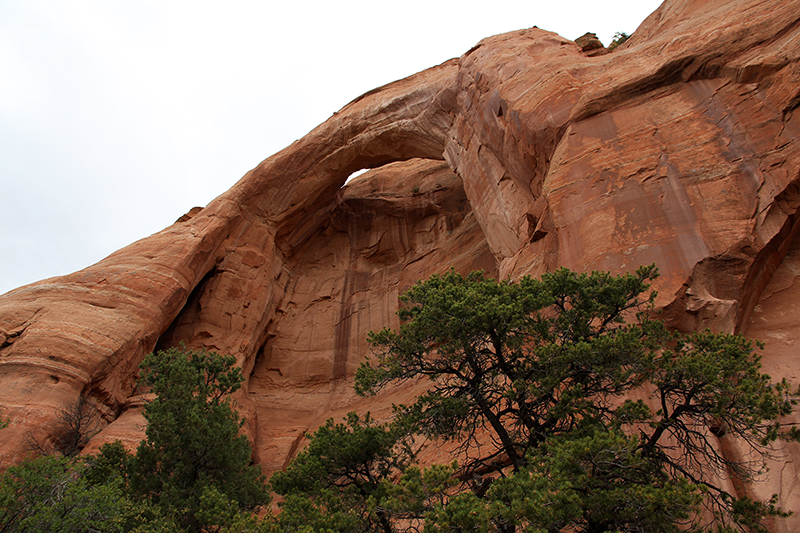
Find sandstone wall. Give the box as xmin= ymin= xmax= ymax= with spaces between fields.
xmin=1 ymin=0 xmax=800 ymax=528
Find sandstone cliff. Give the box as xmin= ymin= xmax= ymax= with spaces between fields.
xmin=2 ymin=0 xmax=800 ymax=528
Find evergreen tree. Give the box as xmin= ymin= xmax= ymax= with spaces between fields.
xmin=0 ymin=347 xmax=274 ymax=533
xmin=129 ymin=345 xmax=270 ymax=532
xmin=271 ymin=412 xmax=416 ymax=533
xmin=354 ymin=267 xmax=798 ymax=532
xmin=0 ymin=454 xmax=127 ymax=533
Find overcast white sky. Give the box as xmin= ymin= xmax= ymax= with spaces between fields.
xmin=0 ymin=0 xmax=663 ymax=295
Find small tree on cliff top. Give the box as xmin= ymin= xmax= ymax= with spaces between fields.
xmin=355 ymin=266 xmax=799 ymax=532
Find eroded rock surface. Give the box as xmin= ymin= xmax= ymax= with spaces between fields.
xmin=2 ymin=0 xmax=800 ymax=528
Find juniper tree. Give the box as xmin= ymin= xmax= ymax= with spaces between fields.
xmin=130 ymin=346 xmax=270 ymax=532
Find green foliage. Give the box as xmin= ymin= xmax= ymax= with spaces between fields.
xmin=0 ymin=451 xmax=178 ymax=533
xmin=272 ymin=412 xmax=414 ymax=498
xmin=350 ymin=266 xmax=798 ymax=532
xmin=0 ymin=346 xmax=274 ymax=533
xmin=271 ymin=412 xmax=416 ymax=532
xmin=380 ymin=462 xmax=459 ymax=519
xmin=217 ymin=511 xmax=280 ymax=533
xmin=277 ymin=489 xmax=369 ymax=532
xmin=4 ymin=267 xmax=790 ymax=533
xmin=421 ymin=429 xmax=703 ymax=533
xmin=488 ymin=427 xmax=703 ymax=533
xmin=608 ymin=31 xmax=630 ymax=50
xmin=425 ymin=491 xmax=494 ymax=533
xmin=0 ymin=454 xmax=127 ymax=532
xmin=84 ymin=440 xmax=132 ymax=486
xmin=644 ymin=331 xmax=796 ymax=479
xmin=129 ymin=345 xmax=270 ymax=531
xmin=82 ymin=441 xmax=184 ymax=532
xmin=358 ymin=266 xmax=662 ymax=472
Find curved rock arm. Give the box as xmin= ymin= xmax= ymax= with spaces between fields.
xmin=0 ymin=60 xmax=458 ymax=463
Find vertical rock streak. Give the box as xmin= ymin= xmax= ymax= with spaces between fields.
xmin=1 ymin=2 xmax=800 ymax=525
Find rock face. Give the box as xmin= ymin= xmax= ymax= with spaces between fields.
xmin=574 ymin=32 xmax=608 ymax=56
xmin=2 ymin=0 xmax=800 ymax=528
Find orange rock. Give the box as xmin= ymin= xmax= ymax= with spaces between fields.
xmin=575 ymin=32 xmax=608 ymax=57
xmin=1 ymin=0 xmax=800 ymax=528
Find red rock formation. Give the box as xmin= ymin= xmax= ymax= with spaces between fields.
xmin=1 ymin=0 xmax=800 ymax=528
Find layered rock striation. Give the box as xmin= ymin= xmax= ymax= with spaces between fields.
xmin=2 ymin=0 xmax=800 ymax=528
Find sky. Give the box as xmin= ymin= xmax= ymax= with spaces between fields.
xmin=0 ymin=0 xmax=664 ymax=295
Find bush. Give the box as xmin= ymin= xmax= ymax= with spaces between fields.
xmin=0 ymin=454 xmax=126 ymax=532
xmin=609 ymin=31 xmax=630 ymax=50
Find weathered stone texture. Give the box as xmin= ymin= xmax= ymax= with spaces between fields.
xmin=2 ymin=0 xmax=800 ymax=528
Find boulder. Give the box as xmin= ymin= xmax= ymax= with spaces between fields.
xmin=575 ymin=31 xmax=608 ymax=56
